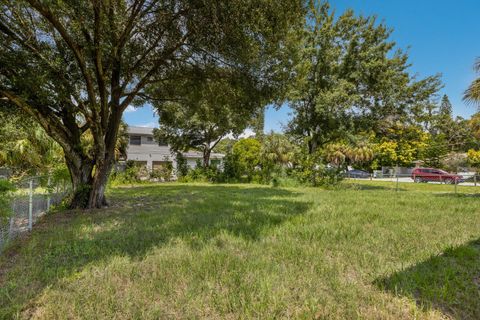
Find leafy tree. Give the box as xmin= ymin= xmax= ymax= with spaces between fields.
xmin=464 ymin=58 xmax=480 ymax=105
xmin=0 ymin=0 xmax=303 ymax=208
xmin=422 ymin=134 xmax=448 ymax=168
xmin=322 ymin=141 xmax=373 ymax=168
xmin=439 ymin=94 xmax=453 ymax=118
xmin=231 ymin=138 xmax=262 ymax=180
xmin=0 ymin=106 xmax=63 ymax=176
xmin=258 ymin=133 xmax=298 ymax=181
xmin=152 ymin=72 xmax=266 ymax=167
xmin=287 ymin=1 xmax=441 ymax=154
xmin=372 ymin=124 xmax=428 ymax=168
xmin=212 ymin=138 xmax=236 ymax=155
xmin=467 ymin=149 xmax=480 ymax=171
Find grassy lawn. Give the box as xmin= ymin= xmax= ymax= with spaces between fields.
xmin=1 ymin=181 xmax=480 ymax=319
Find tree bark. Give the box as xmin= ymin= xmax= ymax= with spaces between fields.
xmin=66 ymin=155 xmax=114 ymax=209
xmin=203 ymin=147 xmax=211 ymax=168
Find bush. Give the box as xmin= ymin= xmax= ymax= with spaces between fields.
xmin=291 ymin=150 xmax=344 ymax=187
xmin=175 ymin=153 xmax=189 ymax=178
xmin=109 ymin=165 xmax=148 ymax=186
xmin=150 ymin=164 xmax=173 ymax=182
xmin=0 ymin=179 xmax=15 ymax=219
xmin=179 ymin=163 xmax=223 ymax=183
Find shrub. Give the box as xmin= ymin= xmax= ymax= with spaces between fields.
xmin=179 ymin=163 xmax=223 ymax=183
xmin=109 ymin=165 xmax=148 ymax=186
xmin=175 ymin=153 xmax=189 ymax=178
xmin=0 ymin=179 xmax=15 ymax=219
xmin=150 ymin=163 xmax=173 ymax=182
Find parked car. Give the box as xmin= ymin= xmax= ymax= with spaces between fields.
xmin=345 ymin=169 xmax=370 ymax=179
xmin=411 ymin=168 xmax=463 ymax=184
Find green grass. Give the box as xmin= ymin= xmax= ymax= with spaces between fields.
xmin=1 ymin=181 xmax=480 ymax=319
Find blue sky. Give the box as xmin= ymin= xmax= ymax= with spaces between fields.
xmin=125 ymin=0 xmax=480 ymax=132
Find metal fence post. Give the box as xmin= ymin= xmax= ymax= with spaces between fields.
xmin=46 ymin=176 xmax=51 ymax=212
xmin=9 ymin=201 xmax=15 ymax=239
xmin=28 ymin=179 xmax=33 ymax=231
xmin=396 ymin=173 xmax=399 ymax=192
xmin=475 ymin=174 xmax=477 ymax=187
xmin=454 ymin=178 xmax=458 ymax=195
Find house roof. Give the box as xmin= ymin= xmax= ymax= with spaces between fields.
xmin=128 ymin=126 xmax=155 ymax=135
xmin=182 ymin=152 xmax=225 ymax=159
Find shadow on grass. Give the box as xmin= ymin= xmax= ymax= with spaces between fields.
xmin=0 ymin=184 xmax=311 ymax=316
xmin=345 ymin=183 xmax=407 ymax=192
xmin=433 ymin=192 xmax=480 ymax=198
xmin=375 ymin=239 xmax=480 ymax=319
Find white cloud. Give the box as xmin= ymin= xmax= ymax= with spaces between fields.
xmin=125 ymin=105 xmax=136 ymax=113
xmin=225 ymin=128 xmax=256 ymax=139
xmin=239 ymin=128 xmax=256 ymax=138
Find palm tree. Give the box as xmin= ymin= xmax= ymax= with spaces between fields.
xmin=464 ymin=58 xmax=480 ymax=105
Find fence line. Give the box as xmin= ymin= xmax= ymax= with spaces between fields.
xmin=0 ymin=176 xmax=70 ymax=254
xmin=347 ymin=171 xmax=480 ymax=193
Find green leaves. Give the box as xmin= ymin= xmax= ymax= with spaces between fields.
xmin=287 ymin=2 xmax=441 ymax=153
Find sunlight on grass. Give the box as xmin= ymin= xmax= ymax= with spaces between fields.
xmin=1 ymin=182 xmax=480 ymax=319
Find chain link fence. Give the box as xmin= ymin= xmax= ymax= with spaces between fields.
xmin=347 ymin=170 xmax=480 ymax=193
xmin=0 ymin=176 xmax=70 ymax=254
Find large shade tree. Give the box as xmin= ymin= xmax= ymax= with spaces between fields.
xmin=152 ymin=69 xmax=266 ymax=168
xmin=287 ymin=1 xmax=441 ymax=154
xmin=0 ymin=0 xmax=303 ymax=208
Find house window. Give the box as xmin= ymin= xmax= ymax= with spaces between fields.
xmin=129 ymin=135 xmax=141 ymax=145
xmin=158 ymin=139 xmax=168 ymax=146
xmin=147 ymin=136 xmax=153 ymax=142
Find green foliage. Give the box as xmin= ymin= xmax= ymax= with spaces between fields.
xmin=151 ymin=67 xmax=268 ymax=167
xmin=372 ymin=124 xmax=428 ymax=168
xmin=0 ymin=0 xmax=304 ymax=208
xmin=109 ymin=163 xmax=149 ymax=186
xmin=290 ymin=148 xmax=344 ymax=187
xmin=231 ymin=138 xmax=262 ymax=181
xmin=179 ymin=165 xmax=222 ymax=183
xmin=464 ymin=57 xmax=480 ymax=105
xmin=423 ymin=134 xmax=449 ymax=168
xmin=287 ymin=2 xmax=441 ymax=154
xmin=467 ymin=149 xmax=480 ymax=170
xmin=0 ymin=180 xmax=14 ymax=219
xmin=175 ymin=153 xmax=189 ymax=178
xmin=150 ymin=165 xmax=173 ymax=182
xmin=0 ymin=108 xmax=64 ymax=177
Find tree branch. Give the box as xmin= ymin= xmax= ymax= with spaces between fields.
xmin=25 ymin=0 xmax=97 ymax=108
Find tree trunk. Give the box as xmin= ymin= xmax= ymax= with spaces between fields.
xmin=87 ymin=161 xmax=112 ymax=208
xmin=203 ymin=148 xmax=211 ymax=168
xmin=67 ymin=160 xmax=113 ymax=209
xmin=308 ymin=139 xmax=318 ymax=154
xmin=65 ymin=153 xmax=113 ymax=209
xmin=66 ymin=157 xmax=93 ymax=209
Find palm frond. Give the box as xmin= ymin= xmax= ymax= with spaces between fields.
xmin=464 ymin=78 xmax=480 ymax=105
xmin=474 ymin=57 xmax=480 ymax=73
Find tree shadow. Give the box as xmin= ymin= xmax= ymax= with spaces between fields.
xmin=0 ymin=184 xmax=311 ymax=316
xmin=375 ymin=239 xmax=480 ymax=319
xmin=345 ymin=183 xmax=407 ymax=191
xmin=433 ymin=192 xmax=480 ymax=199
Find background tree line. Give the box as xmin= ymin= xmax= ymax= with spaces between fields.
xmin=2 ymin=0 xmax=480 ymax=207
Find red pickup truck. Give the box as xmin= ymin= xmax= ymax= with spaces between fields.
xmin=411 ymin=168 xmax=463 ymax=184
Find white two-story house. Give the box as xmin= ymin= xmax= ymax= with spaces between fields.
xmin=126 ymin=126 xmax=224 ymax=171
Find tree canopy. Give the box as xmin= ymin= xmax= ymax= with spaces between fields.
xmin=152 ymin=67 xmax=267 ymax=167
xmin=286 ymin=1 xmax=441 ymax=154
xmin=0 ymin=0 xmax=304 ymax=208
